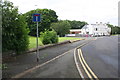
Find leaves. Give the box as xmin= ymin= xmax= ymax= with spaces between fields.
xmin=2 ymin=1 xmax=29 ymax=54
xmin=68 ymin=20 xmax=88 ymax=29
xmin=107 ymin=24 xmax=120 ymax=34
xmin=23 ymin=9 xmax=58 ymax=36
xmin=51 ymin=20 xmax=71 ymax=37
xmin=40 ymin=30 xmax=58 ymax=45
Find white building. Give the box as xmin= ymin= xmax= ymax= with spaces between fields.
xmin=80 ymin=22 xmax=111 ymax=36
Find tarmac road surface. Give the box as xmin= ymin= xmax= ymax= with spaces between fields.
xmin=80 ymin=36 xmax=119 ymax=78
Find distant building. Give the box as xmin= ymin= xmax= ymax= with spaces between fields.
xmin=81 ymin=22 xmax=111 ymax=36
xmin=66 ymin=29 xmax=82 ymax=37
xmin=66 ymin=22 xmax=111 ymax=37
xmin=70 ymin=29 xmax=81 ymax=34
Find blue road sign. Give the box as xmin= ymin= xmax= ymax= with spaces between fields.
xmin=33 ymin=13 xmax=41 ymax=22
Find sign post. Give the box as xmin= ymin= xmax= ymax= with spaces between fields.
xmin=33 ymin=13 xmax=41 ymax=62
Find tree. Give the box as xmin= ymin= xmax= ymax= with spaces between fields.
xmin=107 ymin=24 xmax=120 ymax=34
xmin=2 ymin=1 xmax=29 ymax=54
xmin=51 ymin=20 xmax=71 ymax=37
xmin=23 ymin=9 xmax=58 ymax=36
xmin=67 ymin=20 xmax=88 ymax=29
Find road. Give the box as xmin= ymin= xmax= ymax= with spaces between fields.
xmin=4 ymin=36 xmax=119 ymax=79
xmin=80 ymin=36 xmax=119 ymax=78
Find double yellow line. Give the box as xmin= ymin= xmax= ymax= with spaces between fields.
xmin=77 ymin=48 xmax=99 ymax=80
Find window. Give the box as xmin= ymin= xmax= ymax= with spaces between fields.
xmin=72 ymin=32 xmax=75 ymax=34
xmin=96 ymin=28 xmax=98 ymax=31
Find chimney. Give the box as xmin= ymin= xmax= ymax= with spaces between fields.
xmin=96 ymin=22 xmax=98 ymax=25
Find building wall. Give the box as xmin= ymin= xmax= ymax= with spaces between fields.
xmin=70 ymin=29 xmax=81 ymax=34
xmin=81 ymin=22 xmax=111 ymax=36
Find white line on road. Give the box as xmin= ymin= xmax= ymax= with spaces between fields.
xmin=74 ymin=48 xmax=84 ymax=79
xmin=77 ymin=48 xmax=99 ymax=80
xmin=78 ymin=49 xmax=93 ymax=79
xmin=79 ymin=49 xmax=98 ymax=79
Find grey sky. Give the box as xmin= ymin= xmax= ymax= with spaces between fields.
xmin=8 ymin=0 xmax=119 ymax=26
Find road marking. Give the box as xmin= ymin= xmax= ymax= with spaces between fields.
xmin=12 ymin=49 xmax=73 ymax=78
xmin=74 ymin=48 xmax=84 ymax=79
xmin=78 ymin=48 xmax=99 ymax=80
xmin=78 ymin=49 xmax=93 ymax=79
xmin=79 ymin=49 xmax=98 ymax=79
xmin=73 ymin=41 xmax=92 ymax=79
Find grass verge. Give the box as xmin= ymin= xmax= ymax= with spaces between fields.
xmin=59 ymin=37 xmax=82 ymax=42
xmin=29 ymin=36 xmax=82 ymax=49
xmin=29 ymin=36 xmax=43 ymax=49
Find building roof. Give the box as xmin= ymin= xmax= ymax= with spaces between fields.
xmin=70 ymin=29 xmax=81 ymax=32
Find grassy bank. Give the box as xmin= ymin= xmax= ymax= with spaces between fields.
xmin=29 ymin=36 xmax=43 ymax=49
xmin=59 ymin=37 xmax=81 ymax=42
xmin=29 ymin=36 xmax=82 ymax=49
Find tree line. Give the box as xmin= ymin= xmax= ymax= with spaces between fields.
xmin=107 ymin=24 xmax=120 ymax=34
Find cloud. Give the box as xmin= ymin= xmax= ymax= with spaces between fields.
xmin=9 ymin=0 xmax=119 ymax=26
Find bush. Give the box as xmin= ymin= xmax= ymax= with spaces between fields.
xmin=2 ymin=1 xmax=29 ymax=54
xmin=40 ymin=30 xmax=58 ymax=45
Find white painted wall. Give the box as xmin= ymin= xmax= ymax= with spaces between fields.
xmin=81 ymin=22 xmax=111 ymax=36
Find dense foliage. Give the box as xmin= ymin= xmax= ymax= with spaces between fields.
xmin=23 ymin=9 xmax=58 ymax=36
xmin=40 ymin=30 xmax=58 ymax=45
xmin=2 ymin=1 xmax=29 ymax=54
xmin=107 ymin=24 xmax=120 ymax=34
xmin=51 ymin=20 xmax=71 ymax=37
xmin=67 ymin=20 xmax=88 ymax=29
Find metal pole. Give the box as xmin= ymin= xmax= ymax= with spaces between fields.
xmin=36 ymin=21 xmax=39 ymax=62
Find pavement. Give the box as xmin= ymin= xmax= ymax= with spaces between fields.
xmin=2 ymin=37 xmax=92 ymax=78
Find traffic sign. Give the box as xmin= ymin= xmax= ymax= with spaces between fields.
xmin=32 ymin=13 xmax=41 ymax=62
xmin=33 ymin=13 xmax=41 ymax=22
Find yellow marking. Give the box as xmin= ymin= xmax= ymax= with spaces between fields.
xmin=79 ymin=49 xmax=99 ymax=80
xmin=78 ymin=49 xmax=93 ymax=79
xmin=79 ymin=49 xmax=98 ymax=78
xmin=74 ymin=48 xmax=84 ymax=78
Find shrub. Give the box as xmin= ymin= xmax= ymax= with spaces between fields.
xmin=40 ymin=30 xmax=58 ymax=45
xmin=2 ymin=1 xmax=29 ymax=54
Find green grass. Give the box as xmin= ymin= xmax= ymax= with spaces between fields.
xmin=29 ymin=36 xmax=43 ymax=49
xmin=58 ymin=37 xmax=81 ymax=42
xmin=29 ymin=36 xmax=82 ymax=49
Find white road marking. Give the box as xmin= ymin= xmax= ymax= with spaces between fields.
xmin=74 ymin=48 xmax=84 ymax=79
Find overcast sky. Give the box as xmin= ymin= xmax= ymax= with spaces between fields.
xmin=8 ymin=0 xmax=119 ymax=26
